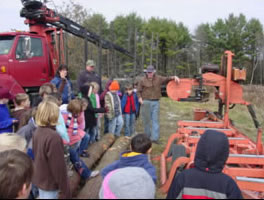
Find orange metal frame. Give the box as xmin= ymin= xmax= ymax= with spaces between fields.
xmin=160 ymin=51 xmax=264 ymax=199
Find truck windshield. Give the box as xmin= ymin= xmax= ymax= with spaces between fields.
xmin=0 ymin=36 xmax=15 ymax=55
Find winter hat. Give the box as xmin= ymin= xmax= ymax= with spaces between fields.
xmin=99 ymin=167 xmax=156 ymax=199
xmin=109 ymin=81 xmax=120 ymax=91
xmin=0 ymin=88 xmax=14 ymax=100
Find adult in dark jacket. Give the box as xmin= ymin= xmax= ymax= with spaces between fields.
xmin=80 ymin=85 xmax=106 ymax=143
xmin=51 ymin=65 xmax=74 ymax=104
xmin=167 ymin=130 xmax=243 ymax=199
xmin=77 ymin=60 xmax=101 ymax=92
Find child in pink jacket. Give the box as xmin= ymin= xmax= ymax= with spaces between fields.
xmin=62 ymin=99 xmax=99 ymax=181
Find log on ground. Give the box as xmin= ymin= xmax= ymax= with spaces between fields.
xmin=70 ymin=134 xmax=116 ymax=197
xmin=84 ymin=134 xmax=116 ymax=169
xmin=77 ymin=136 xmax=131 ymax=199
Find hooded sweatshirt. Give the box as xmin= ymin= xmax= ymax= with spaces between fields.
xmin=167 ymin=130 xmax=243 ymax=199
xmin=101 ymin=151 xmax=157 ymax=184
xmin=0 ymin=104 xmax=15 ymax=134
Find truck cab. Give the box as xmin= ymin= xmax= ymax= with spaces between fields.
xmin=0 ymin=32 xmax=53 ymax=94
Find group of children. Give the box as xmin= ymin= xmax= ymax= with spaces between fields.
xmin=0 ymin=79 xmax=141 ymax=198
xmin=0 ymin=78 xmax=244 ymax=199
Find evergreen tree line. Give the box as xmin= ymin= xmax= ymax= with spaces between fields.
xmin=60 ymin=1 xmax=264 ymax=85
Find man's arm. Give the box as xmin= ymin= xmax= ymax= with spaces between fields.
xmin=160 ymin=75 xmax=180 ymax=84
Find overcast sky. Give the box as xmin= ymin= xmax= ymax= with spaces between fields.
xmin=1 ymin=0 xmax=264 ymax=34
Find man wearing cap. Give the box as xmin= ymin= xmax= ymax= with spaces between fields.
xmin=0 ymin=88 xmax=17 ymax=134
xmin=77 ymin=60 xmax=101 ymax=92
xmin=137 ymin=66 xmax=180 ymax=144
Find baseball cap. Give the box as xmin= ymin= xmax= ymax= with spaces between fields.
xmin=86 ymin=60 xmax=96 ymax=67
xmin=146 ymin=65 xmax=156 ymax=73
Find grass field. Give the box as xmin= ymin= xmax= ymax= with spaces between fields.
xmin=135 ymin=85 xmax=264 ymax=199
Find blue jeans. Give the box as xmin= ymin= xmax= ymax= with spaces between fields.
xmin=28 ymin=184 xmax=39 ymax=199
xmin=38 ymin=189 xmax=58 ymax=199
xmin=87 ymin=127 xmax=97 ymax=144
xmin=124 ymin=113 xmax=136 ymax=137
xmin=141 ymin=100 xmax=160 ymax=141
xmin=79 ymin=134 xmax=90 ymax=154
xmin=69 ymin=142 xmax=91 ymax=179
xmin=108 ymin=115 xmax=124 ymax=137
xmin=104 ymin=115 xmax=109 ymax=134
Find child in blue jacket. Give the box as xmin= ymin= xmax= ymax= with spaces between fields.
xmin=121 ymin=84 xmax=140 ymax=137
xmin=101 ymin=134 xmax=157 ymax=183
xmin=0 ymin=88 xmax=17 ymax=134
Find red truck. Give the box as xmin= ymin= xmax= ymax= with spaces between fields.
xmin=0 ymin=0 xmax=131 ymax=97
xmin=0 ymin=31 xmax=56 ymax=95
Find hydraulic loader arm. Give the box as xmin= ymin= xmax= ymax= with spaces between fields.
xmin=20 ymin=0 xmax=133 ymax=58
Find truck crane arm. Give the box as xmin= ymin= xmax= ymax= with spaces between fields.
xmin=20 ymin=0 xmax=133 ymax=58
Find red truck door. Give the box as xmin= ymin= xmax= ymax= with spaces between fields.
xmin=11 ymin=35 xmax=49 ymax=88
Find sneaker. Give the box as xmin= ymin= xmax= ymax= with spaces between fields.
xmin=90 ymin=170 xmax=100 ymax=178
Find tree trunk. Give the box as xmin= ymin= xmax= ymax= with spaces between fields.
xmin=97 ymin=25 xmax=103 ymax=89
xmin=150 ymin=32 xmax=154 ymax=66
xmin=77 ymin=136 xmax=131 ymax=199
xmin=134 ymin=28 xmax=137 ymax=79
xmin=69 ymin=171 xmax=81 ymax=198
xmin=85 ymin=134 xmax=116 ymax=169
xmin=250 ymin=56 xmax=260 ymax=85
xmin=156 ymin=35 xmax=159 ymax=72
xmin=142 ymin=30 xmax=146 ymax=72
xmin=70 ymin=134 xmax=116 ymax=197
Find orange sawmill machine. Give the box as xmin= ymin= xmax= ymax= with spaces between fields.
xmin=160 ymin=51 xmax=264 ymax=199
